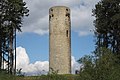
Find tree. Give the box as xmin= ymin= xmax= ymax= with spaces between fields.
xmin=78 ymin=48 xmax=120 ymax=80
xmin=92 ymin=0 xmax=120 ymax=55
xmin=0 ymin=0 xmax=29 ymax=74
xmin=77 ymin=0 xmax=120 ymax=79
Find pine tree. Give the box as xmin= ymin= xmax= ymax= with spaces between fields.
xmin=93 ymin=0 xmax=120 ymax=55
xmin=0 ymin=0 xmax=29 ymax=74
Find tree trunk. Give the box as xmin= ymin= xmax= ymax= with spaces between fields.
xmin=9 ymin=29 xmax=14 ymax=74
xmin=0 ymin=33 xmax=3 ymax=70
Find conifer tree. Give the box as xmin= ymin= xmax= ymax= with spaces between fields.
xmin=93 ymin=0 xmax=120 ymax=55
xmin=0 ymin=0 xmax=29 ymax=74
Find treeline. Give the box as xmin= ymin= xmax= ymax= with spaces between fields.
xmin=93 ymin=0 xmax=120 ymax=55
xmin=78 ymin=0 xmax=120 ymax=80
xmin=0 ymin=0 xmax=29 ymax=74
xmin=78 ymin=48 xmax=120 ymax=80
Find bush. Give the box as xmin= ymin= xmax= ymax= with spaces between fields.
xmin=78 ymin=48 xmax=120 ymax=80
xmin=0 ymin=70 xmax=16 ymax=80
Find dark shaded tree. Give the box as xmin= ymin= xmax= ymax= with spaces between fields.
xmin=92 ymin=0 xmax=120 ymax=55
xmin=78 ymin=48 xmax=120 ymax=80
xmin=77 ymin=0 xmax=120 ymax=79
xmin=0 ymin=0 xmax=29 ymax=74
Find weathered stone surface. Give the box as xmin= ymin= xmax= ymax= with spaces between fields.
xmin=49 ymin=6 xmax=71 ymax=74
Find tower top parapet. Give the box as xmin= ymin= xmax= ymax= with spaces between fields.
xmin=50 ymin=6 xmax=70 ymax=9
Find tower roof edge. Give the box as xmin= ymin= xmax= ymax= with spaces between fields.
xmin=49 ymin=6 xmax=70 ymax=10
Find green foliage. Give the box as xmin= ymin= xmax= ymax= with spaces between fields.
xmin=93 ymin=0 xmax=120 ymax=54
xmin=0 ymin=0 xmax=29 ymax=32
xmin=15 ymin=74 xmax=77 ymax=80
xmin=91 ymin=0 xmax=120 ymax=79
xmin=0 ymin=0 xmax=29 ymax=73
xmin=49 ymin=67 xmax=59 ymax=75
xmin=0 ymin=70 xmax=16 ymax=80
xmin=78 ymin=48 xmax=120 ymax=80
xmin=47 ymin=68 xmax=67 ymax=80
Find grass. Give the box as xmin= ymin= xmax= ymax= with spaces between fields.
xmin=0 ymin=70 xmax=79 ymax=80
xmin=0 ymin=73 xmax=79 ymax=80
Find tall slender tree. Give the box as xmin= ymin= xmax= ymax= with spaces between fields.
xmin=0 ymin=0 xmax=29 ymax=74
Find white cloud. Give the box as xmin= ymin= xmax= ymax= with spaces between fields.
xmin=71 ymin=56 xmax=80 ymax=74
xmin=16 ymin=47 xmax=49 ymax=76
xmin=78 ymin=31 xmax=90 ymax=37
xmin=21 ymin=0 xmax=100 ymax=36
xmin=16 ymin=46 xmax=80 ymax=75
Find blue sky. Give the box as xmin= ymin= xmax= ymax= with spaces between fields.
xmin=15 ymin=0 xmax=100 ymax=75
xmin=17 ymin=31 xmax=95 ymax=63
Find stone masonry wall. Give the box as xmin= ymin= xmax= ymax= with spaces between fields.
xmin=49 ymin=6 xmax=71 ymax=74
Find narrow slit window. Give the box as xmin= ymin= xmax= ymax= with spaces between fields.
xmin=49 ymin=15 xmax=51 ymax=20
xmin=52 ymin=14 xmax=54 ymax=17
xmin=66 ymin=30 xmax=68 ymax=37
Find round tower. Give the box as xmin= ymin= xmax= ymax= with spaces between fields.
xmin=49 ymin=6 xmax=71 ymax=74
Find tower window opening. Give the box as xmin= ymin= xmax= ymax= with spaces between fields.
xmin=52 ymin=14 xmax=54 ymax=17
xmin=66 ymin=13 xmax=70 ymax=18
xmin=49 ymin=15 xmax=51 ymax=20
xmin=51 ymin=9 xmax=53 ymax=11
xmin=66 ymin=30 xmax=68 ymax=37
xmin=66 ymin=9 xmax=68 ymax=11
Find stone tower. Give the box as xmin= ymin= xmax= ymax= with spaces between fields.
xmin=49 ymin=6 xmax=71 ymax=74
